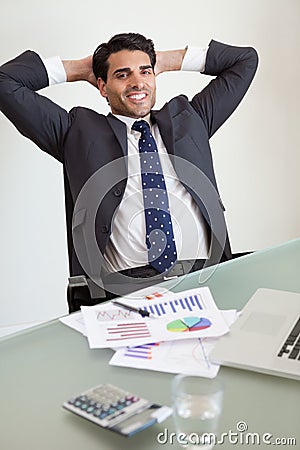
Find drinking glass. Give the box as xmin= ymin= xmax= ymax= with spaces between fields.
xmin=171 ymin=375 xmax=223 ymax=449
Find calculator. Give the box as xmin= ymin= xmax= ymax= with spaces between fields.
xmin=63 ymin=383 xmax=172 ymax=436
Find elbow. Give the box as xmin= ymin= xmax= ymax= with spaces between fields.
xmin=247 ymin=46 xmax=259 ymax=72
xmin=0 ymin=73 xmax=6 ymax=109
xmin=0 ymin=73 xmax=12 ymax=111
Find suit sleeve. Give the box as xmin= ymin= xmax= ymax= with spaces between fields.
xmin=0 ymin=51 xmax=69 ymax=163
xmin=191 ymin=40 xmax=259 ymax=138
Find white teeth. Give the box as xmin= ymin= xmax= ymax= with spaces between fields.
xmin=129 ymin=93 xmax=146 ymax=100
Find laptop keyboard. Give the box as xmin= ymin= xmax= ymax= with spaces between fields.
xmin=277 ymin=317 xmax=300 ymax=360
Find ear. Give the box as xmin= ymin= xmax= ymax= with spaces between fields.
xmin=97 ymin=78 xmax=107 ymax=98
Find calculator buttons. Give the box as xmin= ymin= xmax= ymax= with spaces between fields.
xmin=63 ymin=384 xmax=150 ymax=428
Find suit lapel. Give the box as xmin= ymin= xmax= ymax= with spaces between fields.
xmin=107 ymin=113 xmax=128 ymax=156
xmin=151 ymin=108 xmax=175 ymax=156
xmin=153 ymin=103 xmax=214 ymax=243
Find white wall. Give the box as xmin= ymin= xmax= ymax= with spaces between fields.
xmin=1 ymin=0 xmax=299 ymax=328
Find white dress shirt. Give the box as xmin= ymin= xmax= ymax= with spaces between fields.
xmin=43 ymin=46 xmax=210 ymax=271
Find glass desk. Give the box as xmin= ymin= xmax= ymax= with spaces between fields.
xmin=1 ymin=239 xmax=299 ymax=450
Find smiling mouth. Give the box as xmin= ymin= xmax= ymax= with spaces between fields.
xmin=127 ymin=92 xmax=148 ymax=101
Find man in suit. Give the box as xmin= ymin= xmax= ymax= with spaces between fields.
xmin=0 ymin=33 xmax=258 ymax=312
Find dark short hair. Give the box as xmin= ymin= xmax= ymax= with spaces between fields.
xmin=92 ymin=32 xmax=156 ymax=82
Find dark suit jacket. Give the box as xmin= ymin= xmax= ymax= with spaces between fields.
xmin=0 ymin=40 xmax=258 ymax=288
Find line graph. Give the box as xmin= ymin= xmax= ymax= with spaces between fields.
xmin=96 ymin=309 xmax=136 ymax=322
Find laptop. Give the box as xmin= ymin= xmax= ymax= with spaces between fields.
xmin=210 ymin=288 xmax=300 ymax=380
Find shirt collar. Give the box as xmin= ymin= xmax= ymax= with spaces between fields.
xmin=113 ymin=113 xmax=151 ymax=133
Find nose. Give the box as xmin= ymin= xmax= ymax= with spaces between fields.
xmin=129 ymin=72 xmax=144 ymax=90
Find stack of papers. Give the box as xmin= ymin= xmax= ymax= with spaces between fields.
xmin=60 ymin=287 xmax=237 ymax=378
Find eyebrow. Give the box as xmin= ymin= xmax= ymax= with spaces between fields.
xmin=112 ymin=65 xmax=153 ymax=76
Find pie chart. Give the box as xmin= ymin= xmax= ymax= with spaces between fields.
xmin=167 ymin=316 xmax=212 ymax=332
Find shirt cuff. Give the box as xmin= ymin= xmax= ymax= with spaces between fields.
xmin=42 ymin=56 xmax=67 ymax=85
xmin=181 ymin=46 xmax=208 ymax=73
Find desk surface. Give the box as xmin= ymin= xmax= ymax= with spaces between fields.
xmin=1 ymin=239 xmax=299 ymax=450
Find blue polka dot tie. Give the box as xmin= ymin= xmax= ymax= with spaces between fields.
xmin=132 ymin=120 xmax=177 ymax=273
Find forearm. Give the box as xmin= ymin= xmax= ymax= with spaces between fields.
xmin=155 ymin=49 xmax=187 ymax=75
xmin=155 ymin=46 xmax=208 ymax=76
xmin=62 ymin=55 xmax=97 ymax=87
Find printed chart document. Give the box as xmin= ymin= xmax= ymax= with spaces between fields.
xmin=81 ymin=287 xmax=229 ymax=349
xmin=59 ymin=287 xmax=169 ymax=335
xmin=109 ymin=310 xmax=237 ymax=378
xmin=60 ymin=311 xmax=87 ymax=335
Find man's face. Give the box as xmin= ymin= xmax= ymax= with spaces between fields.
xmin=97 ymin=50 xmax=156 ymax=118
